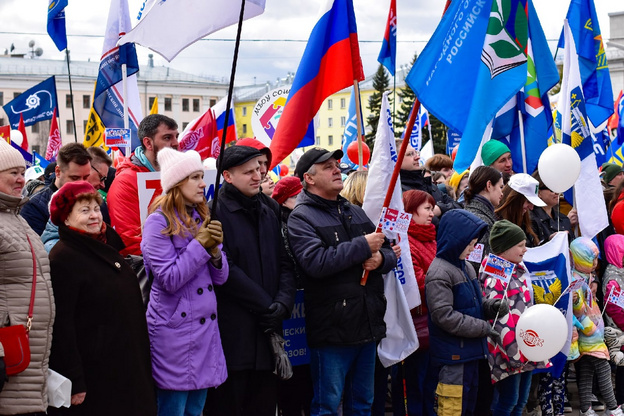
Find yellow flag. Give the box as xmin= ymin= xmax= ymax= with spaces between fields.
xmin=149 ymin=97 xmax=159 ymax=115
xmin=83 ymin=107 xmax=108 ymax=149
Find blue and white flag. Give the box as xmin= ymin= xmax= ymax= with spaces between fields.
xmin=524 ymin=232 xmax=573 ymax=378
xmin=592 ymin=127 xmax=611 ymax=167
xmin=362 ymin=92 xmax=419 ymax=367
xmin=47 ymin=0 xmax=68 ymax=51
xmin=555 ymin=20 xmax=608 ymax=238
xmin=406 ymin=0 xmax=529 ymax=174
xmin=341 ymin=87 xmax=363 ymax=169
xmin=446 ymin=129 xmax=461 ymax=155
xmin=9 ymin=141 xmax=35 ymax=167
xmin=3 ymin=76 xmax=58 ymax=129
xmin=377 ymin=0 xmax=397 ymax=76
xmin=402 ymin=105 xmax=429 ymax=152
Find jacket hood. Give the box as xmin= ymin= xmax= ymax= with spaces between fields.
xmin=115 ymin=153 xmax=147 ymax=175
xmin=436 ymin=209 xmax=487 ymax=267
xmin=605 ymin=234 xmax=624 ymax=268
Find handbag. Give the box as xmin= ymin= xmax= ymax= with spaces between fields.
xmin=0 ymin=234 xmax=38 ymax=375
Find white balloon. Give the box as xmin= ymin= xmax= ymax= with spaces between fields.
xmin=537 ymin=143 xmax=581 ymax=193
xmin=10 ymin=130 xmax=23 ymax=146
xmin=515 ymin=304 xmax=568 ymax=362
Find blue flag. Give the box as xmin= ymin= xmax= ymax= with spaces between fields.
xmin=558 ymin=0 xmax=613 ymax=126
xmin=341 ymin=87 xmax=364 ymax=168
xmin=47 ymin=0 xmax=68 ymax=51
xmin=617 ymin=92 xmax=624 ymax=144
xmin=33 ymin=152 xmax=51 ymax=168
xmin=401 ymin=105 xmax=428 ymax=152
xmin=3 ymin=76 xmax=58 ymax=129
xmin=377 ymin=0 xmax=397 ymax=76
xmin=592 ymin=128 xmax=611 ymax=167
xmin=9 ymin=141 xmax=34 ymax=167
xmin=406 ymin=0 xmax=529 ymax=174
xmin=446 ymin=129 xmax=461 ymax=155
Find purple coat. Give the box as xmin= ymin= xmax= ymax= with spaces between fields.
xmin=141 ymin=208 xmax=229 ymax=390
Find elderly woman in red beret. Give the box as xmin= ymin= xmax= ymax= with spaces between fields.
xmin=47 ymin=181 xmax=156 ymax=416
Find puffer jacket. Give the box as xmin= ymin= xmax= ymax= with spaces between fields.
xmin=603 ymin=234 xmax=624 ymax=330
xmin=19 ymin=182 xmax=58 ymax=236
xmin=0 ymin=192 xmax=55 ymax=415
xmin=287 ymin=190 xmax=396 ymax=348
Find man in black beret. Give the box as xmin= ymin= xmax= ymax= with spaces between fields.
xmin=210 ymin=145 xmax=296 ymax=416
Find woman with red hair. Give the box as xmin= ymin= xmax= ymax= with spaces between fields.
xmin=390 ymin=189 xmax=438 ymax=416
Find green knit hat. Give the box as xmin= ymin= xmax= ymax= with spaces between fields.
xmin=482 ymin=140 xmax=511 ymax=166
xmin=489 ymin=220 xmax=526 ymax=254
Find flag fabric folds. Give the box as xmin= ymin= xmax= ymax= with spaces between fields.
xmin=17 ymin=114 xmax=28 ymax=152
xmin=47 ymin=0 xmax=68 ymax=51
xmin=269 ymin=0 xmax=365 ymax=169
xmin=523 ymin=232 xmax=573 ymax=378
xmin=401 ymin=105 xmax=429 ymax=152
xmin=558 ymin=0 xmax=613 ymax=126
xmin=361 ymin=92 xmax=419 ymax=367
xmin=555 ymin=20 xmax=608 ymax=239
xmin=91 ymin=0 xmax=143 ymax=152
xmin=46 ymin=108 xmax=62 ymax=161
xmin=149 ymin=97 xmax=159 ymax=115
xmin=341 ymin=87 xmax=363 ymax=169
xmin=3 ymin=76 xmax=58 ymax=129
xmin=213 ymin=96 xmax=238 ymax=146
xmin=616 ymin=91 xmax=624 ymax=143
xmin=377 ymin=0 xmax=397 ymax=76
xmin=406 ymin=0 xmax=530 ymax=174
xmin=0 ymin=126 xmax=10 ymax=143
xmin=83 ymin=105 xmax=107 ymax=149
xmin=119 ymin=0 xmax=266 ymax=62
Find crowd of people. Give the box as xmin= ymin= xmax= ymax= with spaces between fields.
xmin=1 ymin=113 xmax=624 ymax=416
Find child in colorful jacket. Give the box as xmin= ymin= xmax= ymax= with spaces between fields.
xmin=570 ymin=237 xmax=623 ymax=416
xmin=481 ymin=220 xmax=548 ymax=416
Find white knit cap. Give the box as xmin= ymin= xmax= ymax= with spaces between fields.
xmin=0 ymin=139 xmax=25 ymax=172
xmin=158 ymin=147 xmax=204 ymax=194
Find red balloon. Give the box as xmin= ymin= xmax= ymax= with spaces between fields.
xmin=279 ymin=164 xmax=289 ymax=176
xmin=346 ymin=141 xmax=371 ymax=166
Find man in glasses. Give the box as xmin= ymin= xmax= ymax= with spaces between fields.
xmin=86 ymin=147 xmax=113 ymax=224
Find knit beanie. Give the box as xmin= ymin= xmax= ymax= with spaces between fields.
xmin=158 ymin=148 xmax=204 ymax=194
xmin=570 ymin=236 xmax=599 ymax=274
xmin=272 ymin=176 xmax=302 ymax=205
xmin=0 ymin=139 xmax=25 ymax=172
xmin=49 ymin=181 xmax=98 ymax=226
xmin=481 ymin=140 xmax=511 ymax=166
xmin=601 ymin=163 xmax=624 ymax=185
xmin=489 ymin=219 xmax=527 ymax=254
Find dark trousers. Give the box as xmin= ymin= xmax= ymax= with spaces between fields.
xmin=278 ymin=364 xmax=314 ymax=416
xmin=390 ymin=349 xmax=437 ymax=416
xmin=205 ymin=369 xmax=277 ymax=416
xmin=474 ymin=359 xmax=494 ymax=416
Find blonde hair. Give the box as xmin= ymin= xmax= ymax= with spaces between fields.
xmin=341 ymin=170 xmax=368 ymax=207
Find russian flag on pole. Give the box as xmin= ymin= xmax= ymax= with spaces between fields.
xmin=213 ymin=96 xmax=238 ymax=146
xmin=377 ymin=0 xmax=397 ymax=76
xmin=269 ymin=0 xmax=365 ymax=169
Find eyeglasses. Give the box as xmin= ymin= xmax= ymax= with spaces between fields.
xmin=91 ymin=164 xmax=107 ymax=183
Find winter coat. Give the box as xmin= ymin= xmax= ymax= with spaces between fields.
xmin=287 ymin=190 xmax=396 ymax=348
xmin=572 ymin=271 xmax=609 ymax=360
xmin=48 ymin=225 xmax=156 ymax=416
xmin=482 ymin=263 xmax=547 ymax=383
xmin=108 ymin=154 xmax=160 ymax=255
xmin=407 ymin=220 xmax=436 ymax=316
xmin=400 ymin=169 xmax=462 ymax=215
xmin=531 ymin=206 xmax=573 ymax=246
xmin=464 ymin=194 xmax=496 ymax=272
xmin=603 ymin=235 xmax=624 ymax=331
xmin=215 ymin=182 xmax=296 ymax=371
xmin=142 ymin=208 xmax=229 ymax=390
xmin=425 ymin=209 xmax=491 ymax=365
xmin=19 ymin=182 xmax=57 ymax=235
xmin=0 ymin=192 xmax=55 ymax=415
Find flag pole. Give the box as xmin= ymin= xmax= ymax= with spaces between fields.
xmin=353 ymin=80 xmax=365 ymax=170
xmin=122 ymin=63 xmax=131 ymax=156
xmin=212 ymin=0 xmax=247 ymax=215
xmin=65 ymin=49 xmax=78 ymax=143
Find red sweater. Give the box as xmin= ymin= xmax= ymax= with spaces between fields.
xmin=407 ymin=220 xmax=436 ymax=315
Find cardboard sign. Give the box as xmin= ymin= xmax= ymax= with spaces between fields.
xmin=104 ymin=128 xmax=131 ymax=147
xmin=483 ymin=253 xmax=515 ymax=283
xmin=378 ymin=207 xmax=411 ymax=234
xmin=467 ymin=243 xmax=484 ymax=263
xmin=281 ymin=290 xmax=309 ymax=366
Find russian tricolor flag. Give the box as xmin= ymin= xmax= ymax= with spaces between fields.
xmin=213 ymin=96 xmax=237 ymax=145
xmin=269 ymin=0 xmax=364 ymax=168
xmin=377 ymin=0 xmax=396 ymax=76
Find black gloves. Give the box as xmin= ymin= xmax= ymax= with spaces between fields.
xmin=260 ymin=302 xmax=288 ymax=333
xmin=483 ymin=298 xmax=509 ymax=321
xmin=487 ymin=325 xmax=501 ymax=341
xmin=0 ymin=357 xmax=7 ymax=393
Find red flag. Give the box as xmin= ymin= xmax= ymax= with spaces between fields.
xmin=178 ymin=108 xmax=219 ymax=160
xmin=46 ymin=108 xmax=62 ymax=161
xmin=0 ymin=125 xmax=10 ymax=143
xmin=608 ymin=90 xmax=623 ymax=133
xmin=18 ymin=114 xmax=28 ymax=151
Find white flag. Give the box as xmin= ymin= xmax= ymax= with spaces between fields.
xmin=119 ymin=0 xmax=266 ymax=62
xmin=362 ymin=91 xmax=419 ymax=367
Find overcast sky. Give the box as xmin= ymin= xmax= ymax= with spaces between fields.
xmin=0 ymin=0 xmax=621 ymax=86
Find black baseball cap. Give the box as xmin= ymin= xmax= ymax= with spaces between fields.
xmin=294 ymin=147 xmax=344 ymax=180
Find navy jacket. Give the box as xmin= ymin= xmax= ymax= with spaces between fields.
xmin=20 ymin=183 xmax=57 ymax=235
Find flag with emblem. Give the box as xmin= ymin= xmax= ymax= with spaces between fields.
xmin=0 ymin=126 xmax=10 ymax=143
xmin=555 ymin=19 xmax=608 ymax=238
xmin=47 ymin=0 xmax=68 ymax=51
xmin=83 ymin=103 xmax=107 ymax=149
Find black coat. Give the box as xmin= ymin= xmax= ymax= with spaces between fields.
xmin=48 ymin=225 xmax=156 ymax=416
xmin=287 ymin=191 xmax=396 ymax=348
xmin=215 ymin=183 xmax=296 ymax=371
xmin=400 ymin=169 xmax=462 ymax=215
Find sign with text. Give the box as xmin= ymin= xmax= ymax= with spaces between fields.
xmin=378 ymin=207 xmax=411 ymax=234
xmin=483 ymin=253 xmax=515 ymax=284
xmin=281 ymin=290 xmax=309 ymax=366
xmin=104 ymin=128 xmax=131 ymax=147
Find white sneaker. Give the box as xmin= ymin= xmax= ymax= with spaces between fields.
xmin=606 ymin=406 xmax=624 ymax=416
xmin=580 ymin=408 xmax=598 ymax=416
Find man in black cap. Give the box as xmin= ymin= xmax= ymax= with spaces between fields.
xmin=209 ymin=145 xmax=296 ymax=416
xmin=287 ymin=147 xmax=396 ymax=415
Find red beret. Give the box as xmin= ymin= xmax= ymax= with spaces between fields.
xmin=49 ymin=181 xmax=98 ymax=226
xmin=272 ymin=176 xmax=302 ymax=205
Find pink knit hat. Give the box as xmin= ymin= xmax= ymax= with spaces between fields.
xmin=157 ymin=148 xmax=204 ymax=194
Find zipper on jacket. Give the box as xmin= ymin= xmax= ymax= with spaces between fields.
xmin=335 ymin=231 xmax=339 ymax=242
xmin=342 ymin=299 xmax=346 ymax=307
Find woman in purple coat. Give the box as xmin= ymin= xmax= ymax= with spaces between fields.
xmin=141 ymin=148 xmax=228 ymax=416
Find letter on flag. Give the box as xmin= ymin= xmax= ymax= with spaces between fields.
xmin=362 ymin=92 xmax=419 ymax=367
xmin=119 ymin=0 xmax=266 ymax=62
xmin=555 ymin=20 xmax=608 ymax=238
xmin=377 ymin=0 xmax=397 ymax=76
xmin=406 ymin=0 xmax=529 ymax=174
xmin=341 ymin=87 xmax=364 ymax=169
xmin=3 ymin=76 xmax=58 ymax=129
xmin=46 ymin=108 xmax=62 ymax=161
xmin=179 ymin=108 xmax=218 ymax=160
xmin=269 ymin=0 xmax=365 ymax=169
xmin=47 ymin=0 xmax=68 ymax=51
